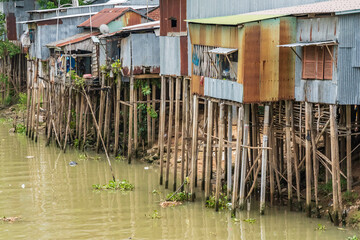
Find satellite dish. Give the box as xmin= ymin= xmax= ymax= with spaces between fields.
xmin=20 ymin=30 xmax=30 ymax=47
xmin=100 ymin=24 xmax=110 ymax=34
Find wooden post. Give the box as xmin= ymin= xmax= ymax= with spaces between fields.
xmin=114 ymin=74 xmax=121 ymax=155
xmin=291 ymin=101 xmax=301 ymax=205
xmin=82 ymin=99 xmax=89 ymax=151
xmin=128 ymin=76 xmax=134 ymax=162
xmin=305 ymin=102 xmax=312 ymax=217
xmin=205 ymin=100 xmax=214 ymax=199
xmin=190 ymin=94 xmax=199 ymax=201
xmin=346 ymin=105 xmax=352 ymax=191
xmin=325 ymin=133 xmax=331 ymax=183
xmin=260 ymin=105 xmax=270 ymax=214
xmin=134 ymin=86 xmax=138 ymax=152
xmin=165 ymin=77 xmax=174 ymax=189
xmin=215 ymin=103 xmax=225 ymax=211
xmin=330 ymin=104 xmax=341 ymax=226
xmin=285 ymin=100 xmax=293 ymax=210
xmin=26 ymin=60 xmax=31 ymax=136
xmin=180 ymin=78 xmax=187 ymax=191
xmin=35 ymin=81 xmax=41 ymax=142
xmin=96 ymin=72 xmax=106 ymax=153
xmin=159 ymin=76 xmax=166 ymax=185
xmin=231 ymin=105 xmax=243 ymax=211
xmin=78 ymin=94 xmax=85 ymax=146
xmin=227 ymin=105 xmax=233 ymax=197
xmin=151 ymin=83 xmax=156 ymax=146
xmin=147 ymin=79 xmax=151 ymax=146
xmin=173 ymin=77 xmax=181 ymax=191
xmin=63 ymin=87 xmax=72 ymax=153
xmin=239 ymin=104 xmax=250 ymax=210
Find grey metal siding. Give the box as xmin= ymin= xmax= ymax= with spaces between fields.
xmin=131 ymin=33 xmax=160 ymax=68
xmin=160 ymin=36 xmax=180 ymax=76
xmin=204 ymin=78 xmax=243 ymax=103
xmin=338 ymin=14 xmax=360 ymax=105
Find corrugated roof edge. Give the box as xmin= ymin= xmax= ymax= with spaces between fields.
xmin=186 ymin=14 xmax=286 ymax=26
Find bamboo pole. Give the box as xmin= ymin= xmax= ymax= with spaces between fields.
xmin=173 ymin=77 xmax=181 ymax=191
xmin=180 ymin=78 xmax=187 ymax=191
xmin=128 ymin=76 xmax=134 ymax=163
xmin=305 ymin=102 xmax=312 ymax=217
xmin=103 ymin=88 xmax=111 ymax=151
xmin=159 ymin=76 xmax=166 ymax=185
xmin=291 ymin=101 xmax=301 ymax=206
xmin=151 ymin=84 xmax=156 ymax=146
xmin=63 ymin=87 xmax=72 ymax=153
xmin=325 ymin=133 xmax=331 ymax=183
xmin=147 ymin=79 xmax=151 ymax=146
xmin=215 ymin=103 xmax=225 ymax=211
xmin=311 ymin=110 xmax=319 ymax=215
xmin=190 ymin=94 xmax=199 ymax=201
xmin=227 ymin=105 xmax=233 ymax=197
xmin=239 ymin=104 xmax=250 ymax=210
xmin=35 ymin=81 xmax=41 ymax=142
xmin=82 ymin=98 xmax=89 ymax=151
xmin=96 ymin=72 xmax=106 ymax=153
xmin=346 ymin=105 xmax=352 ymax=191
xmin=260 ymin=105 xmax=270 ymax=214
xmin=231 ymin=105 xmax=243 ymax=211
xmin=285 ymin=100 xmax=293 ymax=209
xmin=114 ymin=74 xmax=121 ymax=155
xmin=205 ymin=100 xmax=214 ymax=199
xmin=165 ymin=77 xmax=174 ymax=189
xmin=26 ymin=60 xmax=31 ymax=136
xmin=134 ymin=86 xmax=138 ymax=152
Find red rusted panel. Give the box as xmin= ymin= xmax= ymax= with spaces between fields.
xmin=125 ymin=11 xmax=142 ymax=27
xmin=191 ymin=75 xmax=204 ymax=96
xmin=79 ymin=8 xmax=133 ymax=28
xmin=243 ymin=24 xmax=260 ymax=103
xmin=160 ymin=0 xmax=186 ymax=36
xmin=37 ymin=19 xmax=63 ymax=26
xmin=180 ymin=36 xmax=188 ymax=76
xmin=6 ymin=13 xmax=17 ymax=41
xmin=152 ymin=66 xmax=160 ymax=74
xmin=123 ymin=67 xmax=130 ymax=76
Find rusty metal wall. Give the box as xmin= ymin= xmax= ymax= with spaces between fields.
xmin=160 ymin=0 xmax=186 ymax=36
xmin=294 ymin=17 xmax=339 ymax=104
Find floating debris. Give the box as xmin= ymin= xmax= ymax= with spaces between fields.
xmin=21 ymin=184 xmax=25 ymax=189
xmin=2 ymin=216 xmax=20 ymax=223
xmin=92 ymin=180 xmax=134 ymax=191
xmin=25 ymin=156 xmax=34 ymax=159
xmin=160 ymin=201 xmax=182 ymax=208
xmin=69 ymin=161 xmax=78 ymax=166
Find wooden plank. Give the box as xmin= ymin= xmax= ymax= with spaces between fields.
xmin=173 ymin=77 xmax=181 ymax=191
xmin=215 ymin=103 xmax=225 ymax=211
xmin=190 ymin=94 xmax=199 ymax=201
xmin=260 ymin=105 xmax=270 ymax=214
xmin=239 ymin=104 xmax=250 ymax=209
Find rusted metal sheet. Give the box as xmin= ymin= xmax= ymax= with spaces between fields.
xmin=160 ymin=0 xmax=186 ymax=36
xmin=191 ymin=75 xmax=204 ymax=96
xmin=6 ymin=13 xmax=17 ymax=40
xmin=297 ymin=17 xmax=338 ymax=43
xmin=78 ymin=8 xmax=129 ymax=28
xmin=180 ymin=36 xmax=188 ymax=76
xmin=123 ymin=11 xmax=142 ymax=27
xmin=243 ymin=23 xmax=260 ymax=103
xmin=189 ymin=23 xmax=238 ymax=49
xmin=37 ymin=19 xmax=63 ymax=26
xmin=259 ymin=18 xmax=280 ymax=102
xmin=279 ymin=17 xmax=296 ymax=100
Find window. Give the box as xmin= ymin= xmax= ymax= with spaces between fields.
xmin=302 ymin=45 xmax=333 ymax=80
xmin=170 ymin=18 xmax=177 ymax=28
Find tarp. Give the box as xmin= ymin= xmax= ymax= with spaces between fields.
xmin=208 ymin=47 xmax=238 ymax=55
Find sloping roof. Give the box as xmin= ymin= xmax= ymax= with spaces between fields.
xmin=46 ymin=32 xmax=100 ymax=48
xmin=78 ymin=7 xmax=130 ymax=28
xmin=146 ymin=6 xmax=160 ymax=21
xmin=122 ymin=20 xmax=160 ymax=31
xmin=187 ymin=0 xmax=360 ymax=25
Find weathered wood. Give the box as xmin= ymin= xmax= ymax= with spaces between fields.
xmin=159 ymin=76 xmax=166 ymax=185
xmin=151 ymin=84 xmax=156 ymax=146
xmin=35 ymin=80 xmax=41 ymax=142
xmin=205 ymin=100 xmax=214 ymax=199
xmin=239 ymin=104 xmax=250 ymax=210
xmin=96 ymin=72 xmax=106 ymax=153
xmin=103 ymin=89 xmax=111 ymax=151
xmin=305 ymin=102 xmax=312 ymax=217
xmin=134 ymin=87 xmax=138 ymax=152
xmin=325 ymin=133 xmax=331 ymax=183
xmin=285 ymin=100 xmax=293 ymax=209
xmin=346 ymin=105 xmax=352 ymax=191
xmin=78 ymin=94 xmax=85 ymax=146
xmin=291 ymin=101 xmax=301 ymax=205
xmin=260 ymin=105 xmax=270 ymax=214
xmin=231 ymin=105 xmax=243 ymax=211
xmin=114 ymin=74 xmax=121 ymax=155
xmin=26 ymin=60 xmax=31 ymax=136
xmin=165 ymin=77 xmax=174 ymax=189
xmin=82 ymin=97 xmax=89 ymax=151
xmin=330 ymin=104 xmax=341 ymax=226
xmin=63 ymin=87 xmax=72 ymax=153
xmin=147 ymin=79 xmax=151 ymax=146
xmin=128 ymin=76 xmax=134 ymax=162
xmin=227 ymin=105 xmax=233 ymax=197
xmin=201 ymin=100 xmax=208 ymax=191
xmin=190 ymin=94 xmax=199 ymax=201
xmin=180 ymin=78 xmax=187 ymax=191
xmin=311 ymin=107 xmax=319 ymax=215
xmin=173 ymin=77 xmax=181 ymax=191
xmin=215 ymin=103 xmax=225 ymax=211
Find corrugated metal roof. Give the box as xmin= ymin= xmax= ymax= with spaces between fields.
xmin=78 ymin=7 xmax=130 ymax=28
xmin=122 ymin=20 xmax=159 ymax=30
xmin=46 ymin=32 xmax=100 ymax=48
xmin=187 ymin=14 xmax=284 ymax=25
xmin=208 ymin=47 xmax=238 ymax=54
xmin=187 ymin=0 xmax=360 ymax=25
xmin=18 ymin=12 xmax=98 ymax=24
xmin=278 ymin=40 xmax=337 ymax=47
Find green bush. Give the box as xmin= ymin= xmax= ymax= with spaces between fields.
xmin=92 ymin=180 xmax=134 ymax=191
xmin=166 ymin=191 xmax=191 ymax=202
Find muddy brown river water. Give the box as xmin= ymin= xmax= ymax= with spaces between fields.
xmin=0 ymin=124 xmax=358 ymax=239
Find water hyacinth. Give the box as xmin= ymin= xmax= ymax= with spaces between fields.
xmin=92 ymin=180 xmax=134 ymax=191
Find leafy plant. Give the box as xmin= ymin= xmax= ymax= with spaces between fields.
xmin=316 ymin=223 xmax=326 ymax=231
xmin=347 ymin=236 xmax=359 ymax=240
xmin=17 ymin=92 xmax=27 ymax=111
xmin=92 ymin=180 xmax=134 ymax=191
xmin=0 ymin=14 xmax=20 ymax=58
xmin=111 ymin=59 xmax=122 ymax=78
xmin=73 ymin=138 xmax=80 ymax=148
xmin=115 ymin=155 xmax=126 ymax=161
xmin=205 ymin=193 xmax=230 ymax=210
xmin=166 ymin=191 xmax=191 ymax=202
xmin=343 ymin=191 xmax=359 ymax=204
xmin=150 ymin=210 xmax=161 ymax=219
xmin=15 ymin=124 xmax=26 ymax=134
xmin=243 ymin=218 xmax=256 ymax=224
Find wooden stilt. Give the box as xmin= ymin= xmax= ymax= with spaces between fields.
xmin=96 ymin=72 xmax=106 ymax=153
xmin=239 ymin=104 xmax=250 ymax=210
xmin=114 ymin=74 xmax=121 ymax=155
xmin=227 ymin=105 xmax=233 ymax=197
xmin=260 ymin=105 xmax=270 ymax=214
xmin=133 ymin=86 xmax=138 ymax=153
xmin=146 ymin=79 xmax=151 ymax=146
xmin=159 ymin=76 xmax=166 ymax=185
xmin=26 ymin=60 xmax=31 ymax=136
xmin=165 ymin=77 xmax=174 ymax=189
xmin=205 ymin=100 xmax=214 ymax=200
xmin=305 ymin=102 xmax=312 ymax=217
xmin=285 ymin=100 xmax=293 ymax=210
xmin=78 ymin=94 xmax=85 ymax=146
xmin=35 ymin=81 xmax=41 ymax=142
xmin=201 ymin=100 xmax=208 ymax=191
xmin=180 ymin=78 xmax=187 ymax=191
xmin=151 ymin=83 xmax=156 ymax=146
xmin=128 ymin=76 xmax=134 ymax=162
xmin=215 ymin=103 xmax=225 ymax=211
xmin=325 ymin=133 xmax=331 ymax=183
xmin=173 ymin=77 xmax=181 ymax=191
xmin=291 ymin=101 xmax=301 ymax=205
xmin=190 ymin=94 xmax=199 ymax=201
xmin=231 ymin=105 xmax=243 ymax=211
xmin=82 ymin=98 xmax=89 ymax=151
xmin=346 ymin=105 xmax=352 ymax=191
xmin=63 ymin=87 xmax=72 ymax=153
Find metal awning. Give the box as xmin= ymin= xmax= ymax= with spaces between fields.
xmin=278 ymin=40 xmax=338 ymax=48
xmin=208 ymin=47 xmax=238 ymax=55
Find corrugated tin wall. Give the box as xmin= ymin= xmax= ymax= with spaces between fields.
xmin=338 ymin=14 xmax=360 ymax=105
xmin=294 ymin=17 xmax=339 ymax=104
xmin=160 ymin=36 xmax=181 ymax=76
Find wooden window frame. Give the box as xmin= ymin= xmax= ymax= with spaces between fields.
xmin=302 ymin=45 xmax=334 ymax=80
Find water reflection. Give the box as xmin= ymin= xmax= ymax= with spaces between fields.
xmin=0 ymin=125 xmax=357 ymax=240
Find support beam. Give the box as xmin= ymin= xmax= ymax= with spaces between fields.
xmin=190 ymin=94 xmax=199 ymax=201
xmin=173 ymin=77 xmax=181 ymax=191
xmin=346 ymin=105 xmax=352 ymax=191
xmin=239 ymin=104 xmax=250 ymax=210
xmin=205 ymin=100 xmax=214 ymax=200
xmin=215 ymin=103 xmax=225 ymax=211
xmin=260 ymin=104 xmax=270 ymax=214
xmin=159 ymin=76 xmax=166 ymax=185
xmin=165 ymin=77 xmax=174 ymax=189
xmin=285 ymin=100 xmax=293 ymax=210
